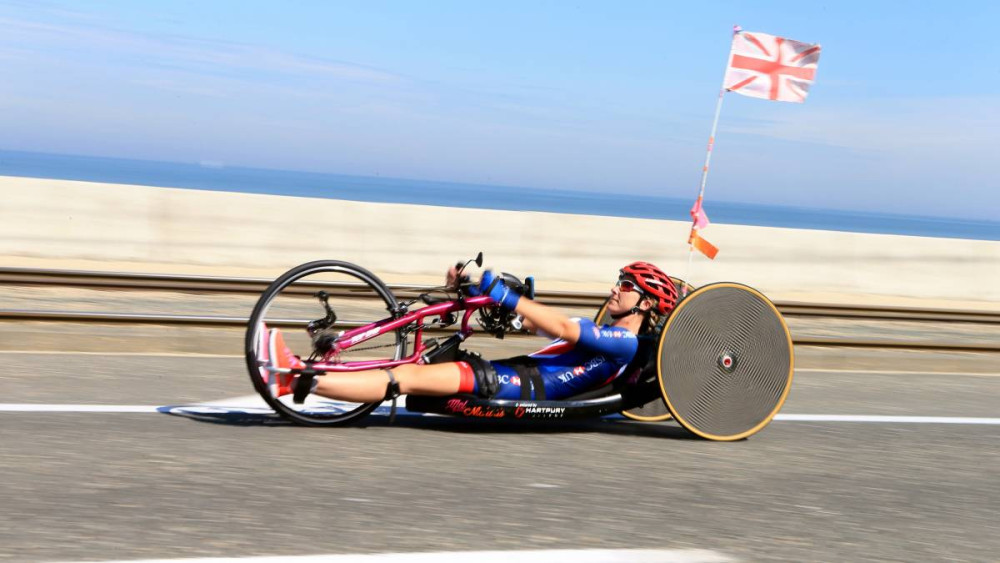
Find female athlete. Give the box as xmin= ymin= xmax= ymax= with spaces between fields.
xmin=259 ymin=261 xmax=679 ymax=404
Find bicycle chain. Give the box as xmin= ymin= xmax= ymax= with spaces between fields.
xmin=347 ymin=341 xmax=402 ymax=353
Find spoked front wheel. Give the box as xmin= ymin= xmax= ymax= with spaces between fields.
xmin=245 ymin=260 xmax=405 ymax=426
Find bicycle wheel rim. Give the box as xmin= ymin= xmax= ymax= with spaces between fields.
xmin=656 ymin=283 xmax=794 ymax=441
xmin=245 ymin=261 xmax=403 ymax=426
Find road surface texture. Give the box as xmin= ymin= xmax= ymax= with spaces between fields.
xmin=1 ymin=350 xmax=998 ymax=562
xmin=1 ymin=283 xmax=998 ymax=561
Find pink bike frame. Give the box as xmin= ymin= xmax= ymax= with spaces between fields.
xmin=307 ymin=295 xmax=496 ymax=372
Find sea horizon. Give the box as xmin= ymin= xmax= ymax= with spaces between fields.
xmin=1 ymin=149 xmax=997 ymax=242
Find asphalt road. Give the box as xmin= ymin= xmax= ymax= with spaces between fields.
xmin=1 ymin=352 xmax=998 ymax=562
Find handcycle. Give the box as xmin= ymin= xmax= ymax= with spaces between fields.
xmin=244 ymin=253 xmax=795 ymax=440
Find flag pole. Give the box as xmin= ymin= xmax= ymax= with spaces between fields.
xmin=685 ymin=24 xmax=740 ymax=292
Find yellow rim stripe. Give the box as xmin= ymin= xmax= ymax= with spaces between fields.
xmin=656 ymin=283 xmax=795 ymax=441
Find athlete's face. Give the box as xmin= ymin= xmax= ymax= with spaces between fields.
xmin=608 ymin=275 xmax=647 ymax=316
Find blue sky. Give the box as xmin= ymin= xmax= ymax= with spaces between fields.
xmin=1 ymin=0 xmax=998 ymax=220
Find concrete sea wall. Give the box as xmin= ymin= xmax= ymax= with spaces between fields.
xmin=2 ymin=176 xmax=998 ymax=307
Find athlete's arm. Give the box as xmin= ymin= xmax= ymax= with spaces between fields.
xmin=475 ymin=270 xmax=580 ymax=343
xmin=514 ymin=297 xmax=581 ymax=344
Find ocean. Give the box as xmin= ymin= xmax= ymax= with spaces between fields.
xmin=1 ymin=150 xmax=997 ymax=241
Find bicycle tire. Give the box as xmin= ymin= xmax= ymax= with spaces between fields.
xmin=245 ymin=260 xmax=404 ymax=426
xmin=656 ymin=283 xmax=794 ymax=440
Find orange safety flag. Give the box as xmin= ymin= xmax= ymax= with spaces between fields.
xmin=689 ymin=228 xmax=719 ymax=260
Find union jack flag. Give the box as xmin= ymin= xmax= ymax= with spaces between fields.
xmin=724 ymin=29 xmax=821 ymax=103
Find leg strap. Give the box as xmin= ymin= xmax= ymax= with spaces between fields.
xmin=292 ymin=365 xmax=321 ymax=404
xmin=504 ymin=356 xmax=545 ymax=400
xmin=384 ymin=369 xmax=401 ymax=424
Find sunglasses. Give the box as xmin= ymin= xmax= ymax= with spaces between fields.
xmin=615 ymin=277 xmax=645 ymax=295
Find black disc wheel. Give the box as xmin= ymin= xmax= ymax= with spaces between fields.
xmin=656 ymin=283 xmax=794 ymax=440
xmin=245 ymin=260 xmax=405 ymax=426
xmin=594 ymin=277 xmax=695 ymax=422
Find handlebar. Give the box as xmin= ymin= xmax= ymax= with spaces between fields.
xmin=446 ymin=252 xmax=536 ymax=338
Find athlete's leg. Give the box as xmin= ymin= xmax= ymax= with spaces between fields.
xmin=311 ymin=362 xmax=469 ymax=403
xmin=491 ymin=363 xmax=527 ymax=400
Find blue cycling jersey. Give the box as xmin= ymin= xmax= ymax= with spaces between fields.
xmin=490 ymin=318 xmax=638 ymax=400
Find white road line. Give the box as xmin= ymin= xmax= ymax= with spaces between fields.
xmin=91 ymin=548 xmax=735 ymax=563
xmin=793 ymin=368 xmax=1000 ymax=377
xmin=0 ymin=404 xmax=161 ymax=412
xmin=774 ymin=414 xmax=1000 ymax=424
xmin=1 ymin=403 xmax=998 ymax=424
xmin=0 ymin=350 xmax=241 ymax=358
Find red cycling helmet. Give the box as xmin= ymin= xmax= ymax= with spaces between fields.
xmin=620 ymin=261 xmax=679 ymax=315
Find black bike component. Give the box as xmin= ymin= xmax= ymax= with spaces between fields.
xmin=600 ymin=375 xmax=663 ymax=409
xmin=524 ymin=370 xmax=545 ymax=400
xmin=312 ymin=333 xmax=337 ymax=355
xmin=494 ymin=355 xmax=545 ymax=400
xmin=449 ymin=252 xmax=484 ymax=304
xmin=292 ymin=364 xmax=323 ymax=404
xmin=405 ymin=363 xmax=663 ymax=421
xmin=306 ymin=291 xmax=338 ymax=335
xmin=476 ymin=272 xmax=533 ymax=338
xmin=453 ymin=252 xmax=484 ymax=282
xmin=384 ymin=369 xmax=401 ymax=424
xmin=245 ymin=260 xmax=404 ymax=427
xmin=499 ymin=272 xmax=529 ymax=295
xmin=421 ymin=334 xmax=463 ymax=364
xmin=404 ymin=286 xmax=456 ymax=312
xmin=405 ymin=393 xmax=627 ymax=420
xmin=420 ymin=294 xmax=451 ymax=305
xmin=656 ymin=283 xmax=794 ymax=441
